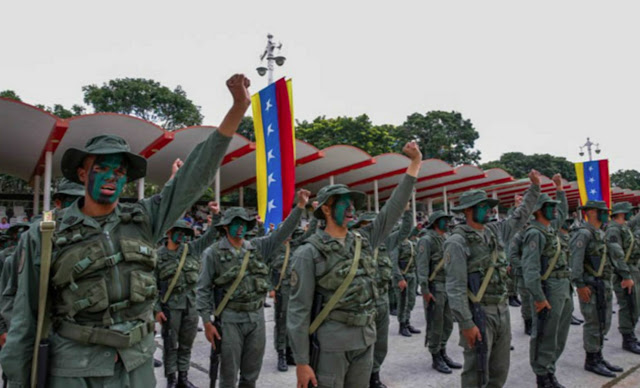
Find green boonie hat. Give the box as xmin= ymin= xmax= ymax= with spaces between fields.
xmin=215 ymin=207 xmax=257 ymax=230
xmin=578 ymin=200 xmax=609 ymax=211
xmin=313 ymin=184 xmax=366 ymax=220
xmin=169 ymin=219 xmax=195 ymax=236
xmin=426 ymin=210 xmax=452 ymax=228
xmin=451 ymin=190 xmax=499 ymax=212
xmin=54 ymin=178 xmax=85 ymax=198
xmin=533 ymin=193 xmax=561 ymax=212
xmin=61 ymin=135 xmax=147 ymax=184
xmin=611 ymin=202 xmax=633 ymax=215
xmin=7 ymin=222 xmax=30 ymax=235
xmin=353 ymin=212 xmax=377 ymax=228
xmin=292 ymin=227 xmax=305 ymax=239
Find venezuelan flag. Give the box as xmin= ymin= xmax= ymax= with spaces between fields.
xmin=252 ymin=78 xmax=295 ymax=229
xmin=574 ymin=159 xmax=611 ymax=209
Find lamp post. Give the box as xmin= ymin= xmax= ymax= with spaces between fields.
xmin=256 ymin=33 xmax=286 ymax=85
xmin=578 ymin=137 xmax=601 ymax=161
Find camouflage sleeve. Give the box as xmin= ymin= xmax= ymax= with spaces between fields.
xmin=522 ymin=229 xmax=546 ymax=303
xmin=189 ymin=216 xmax=221 ymax=257
xmin=141 ymin=130 xmax=232 ymax=242
xmin=0 ymin=255 xmax=10 ymax=334
xmin=416 ymin=236 xmax=431 ymax=293
xmin=0 ymin=253 xmax=17 ymax=330
xmin=570 ymin=229 xmax=590 ymax=289
xmin=253 ymin=207 xmax=303 ymax=261
xmin=286 ymin=244 xmax=317 ymax=365
xmin=196 ymin=246 xmax=218 ymax=323
xmin=367 ymin=174 xmax=416 ymax=248
xmin=628 ymin=212 xmax=640 ymax=230
xmin=444 ymin=234 xmax=474 ymax=330
xmin=296 ymin=216 xmax=318 ymax=243
xmin=392 ymin=246 xmax=403 ymax=284
xmin=508 ymin=232 xmax=522 ymax=268
xmin=496 ymin=184 xmax=540 ymax=244
xmin=397 ymin=211 xmax=413 ymax=242
xmin=551 ymin=190 xmax=568 ymax=230
xmin=606 ymin=226 xmax=631 ymax=280
xmin=385 ymin=230 xmax=400 ymax=253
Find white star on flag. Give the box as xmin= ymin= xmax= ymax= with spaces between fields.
xmin=588 ymin=166 xmax=593 ymax=172
xmin=265 ymin=99 xmax=272 ymax=111
xmin=268 ymin=173 xmax=276 ymax=186
xmin=589 ymin=177 xmax=595 ymax=183
xmin=268 ymin=200 xmax=277 ymax=212
xmin=267 ymin=149 xmax=275 ymax=162
xmin=590 ymin=189 xmax=597 ymax=195
xmin=267 ymin=123 xmax=274 ymax=136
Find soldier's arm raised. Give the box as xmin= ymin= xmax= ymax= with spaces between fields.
xmin=444 ymin=235 xmax=474 ymax=330
xmin=552 ymin=177 xmax=568 ymax=230
xmin=498 ymin=170 xmax=541 ymax=243
xmin=189 ymin=214 xmax=221 ymax=258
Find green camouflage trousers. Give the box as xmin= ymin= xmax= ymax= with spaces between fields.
xmin=373 ymin=297 xmax=390 ymax=373
xmin=516 ymin=276 xmax=533 ymax=321
xmin=396 ymin=273 xmax=417 ymax=324
xmin=162 ymin=305 xmax=199 ymax=375
xmin=315 ymin=345 xmax=374 ymax=388
xmin=49 ymin=356 xmax=155 ymax=388
xmin=273 ymin=285 xmax=291 ymax=351
xmin=614 ymin=269 xmax=640 ymax=335
xmin=219 ymin=317 xmax=266 ymax=388
xmin=424 ymin=284 xmax=453 ymax=355
xmin=578 ymin=280 xmax=613 ymax=353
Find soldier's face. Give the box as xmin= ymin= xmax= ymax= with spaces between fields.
xmin=86 ymin=154 xmax=128 ymax=204
xmin=472 ymin=202 xmax=492 ymax=224
xmin=437 ymin=218 xmax=449 ymax=232
xmin=542 ymin=204 xmax=557 ymax=221
xmin=171 ymin=229 xmax=192 ymax=244
xmin=229 ymin=219 xmax=248 ymax=239
xmin=597 ymin=210 xmax=609 ymax=224
xmin=331 ymin=194 xmax=355 ymax=227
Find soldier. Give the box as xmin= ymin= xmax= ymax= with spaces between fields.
xmin=560 ymin=219 xmax=584 ymax=326
xmin=507 ymin=195 xmax=525 ymax=308
xmin=417 ymin=210 xmax=461 ymax=374
xmin=607 ymin=202 xmax=640 ymax=354
xmin=155 ymin=201 xmax=221 ymax=388
xmin=196 ymin=191 xmax=309 ymax=388
xmin=571 ymin=200 xmax=632 ymax=378
xmin=509 ymin=230 xmax=534 ymax=335
xmin=521 ymin=175 xmax=571 ymax=388
xmin=0 ymin=73 xmax=250 ymax=387
xmin=0 ymin=222 xmax=30 ymax=344
xmin=288 ymin=141 xmax=421 ymax=388
xmin=393 ymin=228 xmax=421 ymax=337
xmin=445 ymin=170 xmax=541 ymax=387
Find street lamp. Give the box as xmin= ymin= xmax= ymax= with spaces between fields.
xmin=256 ymin=33 xmax=286 ymax=85
xmin=578 ymin=137 xmax=601 ymax=161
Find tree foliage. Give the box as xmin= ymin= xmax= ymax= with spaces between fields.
xmin=35 ymin=104 xmax=86 ymax=119
xmin=611 ymin=169 xmax=640 ymax=190
xmin=82 ymin=78 xmax=203 ymax=130
xmin=481 ymin=152 xmax=577 ymax=181
xmin=398 ymin=111 xmax=481 ymax=165
xmin=237 ymin=116 xmax=256 ymax=142
xmin=0 ymin=90 xmax=21 ymax=101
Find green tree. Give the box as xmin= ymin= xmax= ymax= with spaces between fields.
xmin=399 ymin=111 xmax=481 ymax=165
xmin=481 ymin=152 xmax=576 ymax=181
xmin=296 ymin=115 xmax=401 ymax=155
xmin=82 ymin=78 xmax=203 ymax=130
xmin=237 ymin=116 xmax=256 ymax=141
xmin=35 ymin=104 xmax=86 ymax=119
xmin=611 ymin=169 xmax=640 ymax=190
xmin=0 ymin=90 xmax=21 ymax=101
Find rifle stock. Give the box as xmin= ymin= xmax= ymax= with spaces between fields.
xmin=36 ymin=340 xmax=49 ymax=388
xmin=308 ymin=293 xmax=323 ymax=386
xmin=468 ymin=272 xmax=488 ymax=388
xmin=534 ymin=256 xmax=550 ymax=362
xmin=210 ymin=288 xmax=224 ymax=388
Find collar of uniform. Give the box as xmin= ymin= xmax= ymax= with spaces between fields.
xmin=218 ymin=236 xmax=255 ymax=251
xmin=317 ymin=229 xmax=355 ymax=245
xmin=58 ymin=199 xmax=122 ymax=232
xmin=530 ymin=220 xmax=550 ymax=232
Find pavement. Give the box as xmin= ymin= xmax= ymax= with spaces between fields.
xmin=151 ymin=294 xmax=640 ymax=388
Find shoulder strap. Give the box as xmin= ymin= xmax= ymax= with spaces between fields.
xmin=214 ymin=250 xmax=251 ymax=317
xmin=31 ymin=211 xmax=55 ymax=388
xmin=162 ymin=245 xmax=190 ymax=303
xmin=467 ymin=247 xmax=499 ymax=303
xmin=625 ymin=228 xmax=636 ymax=263
xmin=540 ymin=236 xmax=562 ymax=281
xmin=309 ymin=232 xmax=363 ymax=334
xmin=402 ymin=241 xmax=415 ymax=275
xmin=274 ymin=242 xmax=291 ymax=291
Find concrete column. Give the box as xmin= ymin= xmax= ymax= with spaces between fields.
xmin=43 ymin=151 xmax=52 ymax=211
xmin=374 ymin=180 xmax=380 ymax=213
xmin=33 ymin=175 xmax=41 ymax=215
xmin=427 ymin=198 xmax=433 ymax=215
xmin=239 ymin=186 xmax=244 ymax=207
xmin=215 ymin=171 xmax=221 ymax=204
xmin=137 ymin=178 xmax=145 ymax=200
xmin=411 ymin=190 xmax=417 ymax=226
xmin=329 ymin=176 xmax=335 ymax=185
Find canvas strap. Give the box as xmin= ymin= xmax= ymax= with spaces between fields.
xmin=274 ymin=242 xmax=290 ymax=291
xmin=540 ymin=236 xmax=562 ymax=281
xmin=214 ymin=251 xmax=251 ymax=317
xmin=402 ymin=241 xmax=415 ymax=275
xmin=162 ymin=244 xmax=189 ymax=303
xmin=467 ymin=249 xmax=499 ymax=303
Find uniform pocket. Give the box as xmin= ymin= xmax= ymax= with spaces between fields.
xmin=121 ymin=238 xmax=157 ymax=269
xmin=60 ymin=277 xmax=109 ymax=318
xmin=130 ymin=270 xmax=157 ymax=303
xmin=316 ymin=373 xmax=336 ymax=388
xmin=52 ymin=241 xmax=106 ymax=288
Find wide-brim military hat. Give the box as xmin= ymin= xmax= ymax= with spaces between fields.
xmin=533 ymin=193 xmax=561 ymax=212
xmin=61 ymin=134 xmax=147 ymax=184
xmin=313 ymin=184 xmax=366 ymax=220
xmin=426 ymin=210 xmax=452 ymax=228
xmin=169 ymin=219 xmax=195 ymax=236
xmin=611 ymin=201 xmax=633 ymax=215
xmin=353 ymin=211 xmax=377 ymax=228
xmin=53 ymin=178 xmax=85 ymax=198
xmin=578 ymin=200 xmax=609 ymax=212
xmin=215 ymin=207 xmax=257 ymax=230
xmin=451 ymin=190 xmax=499 ymax=212
xmin=7 ymin=222 xmax=30 ymax=235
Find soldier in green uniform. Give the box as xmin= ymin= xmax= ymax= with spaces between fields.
xmin=0 ymin=222 xmax=30 ymax=345
xmin=417 ymin=210 xmax=462 ymax=374
xmin=510 ymin=230 xmax=534 ymax=335
xmin=287 ymin=141 xmax=422 ymax=388
xmin=0 ymin=73 xmax=250 ymax=387
xmin=445 ymin=170 xmax=541 ymax=387
xmin=607 ymin=202 xmax=640 ymax=354
xmin=521 ymin=175 xmax=571 ymax=388
xmin=196 ymin=191 xmax=309 ymax=388
xmin=507 ymin=196 xmax=524 ymax=309
xmin=393 ymin=226 xmax=421 ymax=337
xmin=155 ymin=201 xmax=221 ymax=387
xmin=571 ymin=200 xmax=632 ymax=378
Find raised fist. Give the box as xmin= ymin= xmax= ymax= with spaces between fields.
xmin=226 ymin=74 xmax=251 ymax=107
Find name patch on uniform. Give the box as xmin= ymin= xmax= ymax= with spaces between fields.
xmin=290 ymin=270 xmax=299 ymax=287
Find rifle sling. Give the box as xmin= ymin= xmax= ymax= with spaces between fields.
xmin=274 ymin=242 xmax=290 ymax=291
xmin=540 ymin=236 xmax=562 ymax=281
xmin=162 ymin=244 xmax=189 ymax=303
xmin=585 ymin=244 xmax=608 ymax=278
xmin=624 ymin=228 xmax=636 ymax=263
xmin=401 ymin=241 xmax=414 ymax=275
xmin=214 ymin=250 xmax=251 ymax=317
xmin=467 ymin=249 xmax=499 ymax=304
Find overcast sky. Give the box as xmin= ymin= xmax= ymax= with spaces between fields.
xmin=3 ymin=0 xmax=639 ymax=172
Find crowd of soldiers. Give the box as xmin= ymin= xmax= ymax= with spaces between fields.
xmin=0 ymin=73 xmax=639 ymax=388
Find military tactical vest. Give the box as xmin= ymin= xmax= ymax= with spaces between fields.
xmin=374 ymin=243 xmax=393 ymax=295
xmin=157 ymin=245 xmax=201 ymax=298
xmin=573 ymin=225 xmax=611 ymax=279
xmin=452 ymin=225 xmax=508 ymax=304
xmin=306 ymin=232 xmax=377 ymax=326
xmin=397 ymin=239 xmax=416 ymax=273
xmin=213 ymin=241 xmax=270 ymax=312
xmin=424 ymin=230 xmax=446 ymax=283
xmin=616 ymin=224 xmax=640 ymax=267
xmin=50 ymin=203 xmax=156 ymax=347
xmin=527 ymin=224 xmax=569 ymax=275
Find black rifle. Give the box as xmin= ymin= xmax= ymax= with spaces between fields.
xmin=468 ymin=272 xmax=488 ymax=388
xmin=210 ymin=288 xmax=224 ymax=388
xmin=586 ymin=255 xmax=607 ymax=348
xmin=625 ymin=281 xmax=637 ymax=326
xmin=534 ymin=256 xmax=550 ymax=362
xmin=424 ymin=283 xmax=436 ymax=348
xmin=158 ymin=280 xmax=176 ymax=361
xmin=308 ymin=293 xmax=323 ymax=387
xmin=36 ymin=340 xmax=49 ymax=388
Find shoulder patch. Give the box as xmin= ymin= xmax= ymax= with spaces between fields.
xmin=419 ymin=243 xmax=426 ymax=254
xmin=290 ymin=270 xmax=299 ymax=287
xmin=576 ymin=239 xmax=585 ymax=248
xmin=444 ymin=251 xmax=451 ymax=265
xmin=529 ymin=240 xmax=537 ymax=250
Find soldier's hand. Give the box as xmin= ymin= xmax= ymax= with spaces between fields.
xmin=269 ymin=290 xmax=276 ymax=299
xmin=226 ymin=74 xmax=251 ymax=108
xmin=507 ymin=265 xmax=512 ymax=275
xmin=312 ymin=201 xmax=319 ymax=210
xmin=529 ymin=169 xmax=542 ymax=186
xmin=297 ymin=189 xmax=311 ymax=208
xmin=155 ymin=311 xmax=167 ymax=324
xmin=403 ymin=140 xmax=422 ymax=162
xmin=296 ymin=364 xmax=318 ymax=388
xmin=535 ymin=300 xmax=552 ymax=313
xmin=398 ymin=279 xmax=408 ymax=291
xmin=204 ymin=321 xmax=222 ymax=349
xmin=577 ymin=286 xmax=592 ymax=303
xmin=256 ymin=215 xmax=263 ymax=225
xmin=552 ymin=173 xmax=563 ymax=190
xmin=514 ymin=194 xmax=524 ymax=208
xmin=462 ymin=326 xmax=482 ymax=348
xmin=622 ymin=279 xmax=635 ymax=294
xmin=0 ymin=332 xmax=6 ymax=347
xmin=423 ymin=293 xmax=435 ymax=304
xmin=169 ymin=158 xmax=184 ymax=180
xmin=208 ymin=201 xmax=220 ymax=215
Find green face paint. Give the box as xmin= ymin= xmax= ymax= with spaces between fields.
xmin=625 ymin=213 xmax=632 ymax=221
xmin=87 ymin=154 xmax=127 ymax=204
xmin=542 ymin=204 xmax=557 ymax=221
xmin=229 ymin=219 xmax=247 ymax=239
xmin=437 ymin=218 xmax=449 ymax=232
xmin=332 ymin=194 xmax=354 ymax=227
xmin=597 ymin=210 xmax=609 ymax=224
xmin=472 ymin=203 xmax=491 ymax=224
xmin=171 ymin=230 xmax=191 ymax=244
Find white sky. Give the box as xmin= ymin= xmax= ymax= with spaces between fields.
xmin=3 ymin=0 xmax=639 ymax=172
